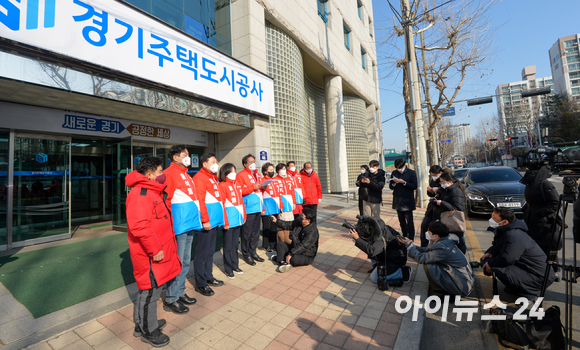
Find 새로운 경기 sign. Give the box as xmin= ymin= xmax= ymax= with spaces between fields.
xmin=0 ymin=0 xmax=275 ymax=116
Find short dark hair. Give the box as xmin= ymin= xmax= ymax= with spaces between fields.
xmin=361 ymin=165 xmax=369 ymax=172
xmin=218 ymin=163 xmax=236 ymax=182
xmin=356 ymin=219 xmax=374 ymax=240
xmin=242 ymin=154 xmax=255 ymax=166
xmin=136 ymin=156 xmax=163 ymax=176
xmin=394 ymin=158 xmax=406 ymax=168
xmin=428 ymin=221 xmax=450 ymax=237
xmin=303 ymin=161 xmax=312 ymax=169
xmin=369 ymin=160 xmax=380 ymax=168
xmin=429 ymin=165 xmax=443 ymax=174
xmin=200 ymin=152 xmax=216 ymax=166
xmin=262 ymin=162 xmax=274 ymax=175
xmin=286 ymin=161 xmax=296 ymax=167
xmin=276 ymin=163 xmax=286 ymax=172
xmin=302 ymin=208 xmax=316 ymax=222
xmin=493 ymin=208 xmax=516 ymax=223
xmin=168 ymin=145 xmax=187 ymax=163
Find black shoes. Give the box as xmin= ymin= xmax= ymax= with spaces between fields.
xmin=252 ymin=255 xmax=265 ymax=262
xmin=179 ymin=294 xmax=197 ymax=305
xmin=271 ymin=255 xmax=277 ymax=263
xmin=195 ymin=285 xmax=215 ymax=296
xmin=134 ymin=319 xmax=166 ymax=337
xmin=141 ymin=328 xmax=170 ymax=348
xmin=233 ymin=268 xmax=244 ymax=274
xmin=163 ymin=300 xmax=189 ymax=314
xmin=244 ymin=256 xmax=256 ymax=266
xmin=226 ymin=272 xmax=235 ymax=279
xmin=207 ymin=278 xmax=224 ymax=287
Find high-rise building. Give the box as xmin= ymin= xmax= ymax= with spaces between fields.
xmin=0 ymin=0 xmax=381 ymax=250
xmin=549 ymin=34 xmax=580 ymax=99
xmin=449 ymin=123 xmax=471 ymax=156
xmin=495 ymin=66 xmax=554 ymax=138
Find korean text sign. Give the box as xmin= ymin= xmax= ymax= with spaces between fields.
xmin=0 ymin=0 xmax=275 ymax=116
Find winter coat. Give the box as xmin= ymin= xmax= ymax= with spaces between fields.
xmin=355 ymin=172 xmax=369 ymax=201
xmin=485 ymin=220 xmax=554 ymax=295
xmin=219 ymin=179 xmax=246 ymax=229
xmin=300 ymin=169 xmax=322 ymax=205
xmin=236 ymin=168 xmax=263 ymax=215
xmin=163 ymin=162 xmax=203 ymax=234
xmin=275 ymin=219 xmax=319 ymax=258
xmin=288 ymin=169 xmax=305 ymax=207
xmin=520 ymin=166 xmax=561 ymax=253
xmin=275 ymin=175 xmax=297 ymax=213
xmin=192 ymin=168 xmax=225 ymax=229
xmin=425 ymin=176 xmax=442 ymax=217
xmin=261 ymin=175 xmax=283 ymax=216
xmin=354 ymin=217 xmax=407 ymax=275
xmin=433 ymin=181 xmax=466 ymax=226
xmin=125 ymin=171 xmax=181 ymax=290
xmin=408 ymin=236 xmax=474 ymax=297
xmin=360 ymin=169 xmax=385 ymax=203
xmin=389 ymin=167 xmax=417 ymax=211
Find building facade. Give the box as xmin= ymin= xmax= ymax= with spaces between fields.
xmin=0 ymin=0 xmax=382 ymax=251
xmin=549 ymin=34 xmax=580 ymax=99
xmin=495 ymin=66 xmax=554 ymax=139
xmin=449 ymin=123 xmax=471 ymax=156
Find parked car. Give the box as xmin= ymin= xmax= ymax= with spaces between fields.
xmin=463 ymin=167 xmax=526 ymax=217
xmin=453 ymin=167 xmax=474 ymax=183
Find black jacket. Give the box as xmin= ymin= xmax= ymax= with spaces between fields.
xmin=425 ymin=176 xmax=442 ymax=216
xmin=520 ymin=166 xmax=560 ymax=253
xmin=389 ymin=168 xmax=417 ymax=211
xmin=276 ymin=219 xmax=319 ymax=258
xmin=433 ymin=181 xmax=465 ymax=221
xmin=359 ymin=169 xmax=385 ymax=203
xmin=356 ymin=172 xmax=369 ymax=201
xmin=354 ymin=217 xmax=407 ymax=275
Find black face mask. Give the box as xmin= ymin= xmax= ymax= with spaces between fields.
xmin=267 ymin=172 xmax=275 ymax=178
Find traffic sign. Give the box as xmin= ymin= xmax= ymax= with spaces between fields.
xmin=439 ymin=139 xmax=452 ymax=143
xmin=437 ymin=107 xmax=455 ymax=117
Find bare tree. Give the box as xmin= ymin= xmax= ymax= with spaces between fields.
xmin=474 ymin=115 xmax=501 ymax=162
xmin=436 ymin=117 xmax=454 ymax=164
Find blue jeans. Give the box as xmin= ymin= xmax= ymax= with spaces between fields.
xmin=165 ymin=231 xmax=194 ymax=303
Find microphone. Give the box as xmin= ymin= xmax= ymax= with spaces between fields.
xmin=510 ymin=146 xmax=531 ymax=158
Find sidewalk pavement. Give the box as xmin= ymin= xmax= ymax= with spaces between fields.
xmin=2 ymin=191 xmax=430 ymax=350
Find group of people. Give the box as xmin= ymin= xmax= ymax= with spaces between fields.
xmin=124 ymin=146 xmax=323 ymax=347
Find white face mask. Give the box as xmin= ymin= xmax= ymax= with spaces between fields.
xmin=441 ymin=183 xmax=450 ymax=189
xmin=289 ymin=167 xmax=296 ymax=172
xmin=210 ymin=163 xmax=219 ymax=174
xmin=181 ymin=156 xmax=191 ymax=167
xmin=432 ymin=175 xmax=440 ymax=180
xmin=279 ymin=170 xmax=287 ymax=176
xmin=489 ymin=218 xmax=500 ymax=228
xmin=425 ymin=231 xmax=432 ymax=241
xmin=399 ymin=167 xmax=406 ymax=173
xmin=227 ymin=172 xmax=236 ymax=181
xmin=360 ymin=169 xmax=366 ymax=174
xmin=306 ymin=169 xmax=313 ymax=174
xmin=369 ymin=168 xmax=377 ymax=174
xmin=248 ymin=163 xmax=256 ymax=171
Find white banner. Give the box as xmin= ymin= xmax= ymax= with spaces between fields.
xmin=0 ymin=0 xmax=275 ymax=116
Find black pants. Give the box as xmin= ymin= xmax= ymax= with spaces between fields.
xmin=261 ymin=214 xmax=278 ymax=250
xmin=303 ymin=204 xmax=318 ymax=217
xmin=193 ymin=227 xmax=217 ymax=287
xmin=420 ymin=215 xmax=433 ymax=247
xmin=397 ymin=210 xmax=415 ymax=240
xmin=240 ymin=212 xmax=261 ymax=258
xmin=358 ymin=198 xmax=364 ymax=216
xmin=275 ymin=241 xmax=314 ymax=267
xmin=134 ymin=276 xmax=163 ymax=335
xmin=222 ymin=226 xmax=241 ymax=274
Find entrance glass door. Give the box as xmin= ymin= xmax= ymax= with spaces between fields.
xmin=12 ymin=135 xmax=70 ymax=243
xmin=109 ymin=138 xmax=132 ymax=231
xmin=0 ymin=131 xmax=8 ymax=246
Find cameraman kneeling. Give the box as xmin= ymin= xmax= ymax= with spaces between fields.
xmin=347 ymin=216 xmax=409 ymax=285
xmin=400 ymin=221 xmax=474 ymax=297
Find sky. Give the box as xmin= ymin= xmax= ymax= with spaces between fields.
xmin=372 ymin=0 xmax=580 ymax=152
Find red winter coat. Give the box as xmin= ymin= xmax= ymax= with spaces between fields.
xmin=288 ymin=170 xmax=304 ymax=214
xmin=126 ymin=171 xmax=181 ymax=290
xmin=300 ymin=169 xmax=322 ymax=205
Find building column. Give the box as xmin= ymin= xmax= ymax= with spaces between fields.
xmin=324 ymin=75 xmax=349 ymax=194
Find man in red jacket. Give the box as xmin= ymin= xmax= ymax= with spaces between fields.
xmin=126 ymin=157 xmax=182 ymax=348
xmin=300 ymin=162 xmax=322 ymax=217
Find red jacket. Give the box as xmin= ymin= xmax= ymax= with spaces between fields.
xmin=288 ymin=170 xmax=304 ymax=214
xmin=192 ymin=168 xmax=225 ymax=228
xmin=125 ymin=171 xmax=181 ymax=290
xmin=274 ymin=175 xmax=296 ymax=213
xmin=219 ymin=179 xmax=246 ymax=228
xmin=300 ymin=169 xmax=322 ymax=205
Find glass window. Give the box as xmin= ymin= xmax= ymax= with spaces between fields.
xmin=185 ymin=0 xmax=211 ymax=28
xmin=317 ymin=0 xmax=328 ymax=23
xmin=361 ymin=48 xmax=366 ymax=70
xmin=572 ymin=88 xmax=580 ymax=95
xmin=185 ymin=14 xmax=209 ymax=43
xmin=369 ymin=17 xmax=373 ymax=36
xmin=501 ymin=87 xmax=508 ymax=92
xmin=567 ymin=55 xmax=580 ymax=64
xmin=0 ymin=130 xmax=8 ymax=245
xmin=372 ymin=62 xmax=376 ymax=81
xmin=564 ymin=39 xmax=578 ymax=48
xmin=469 ymin=168 xmax=522 ymax=183
xmin=566 ymin=47 xmax=579 ymax=55
xmin=153 ymin=0 xmax=183 ymax=29
xmin=357 ymin=0 xmax=363 ymax=20
xmin=569 ymin=63 xmax=580 ymax=72
xmin=343 ymin=23 xmax=350 ymax=51
xmin=125 ymin=0 xmax=151 ymax=12
xmin=571 ymin=80 xmax=580 ymax=87
xmin=570 ymin=72 xmax=580 ymax=79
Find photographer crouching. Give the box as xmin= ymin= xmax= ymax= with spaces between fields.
xmin=346 ymin=216 xmax=410 ymax=286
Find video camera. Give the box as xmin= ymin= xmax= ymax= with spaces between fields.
xmin=342 ymin=215 xmax=363 ymax=230
xmin=511 ymin=142 xmax=580 ymax=175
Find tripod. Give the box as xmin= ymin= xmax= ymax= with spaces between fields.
xmin=539 ymin=176 xmax=580 ymax=350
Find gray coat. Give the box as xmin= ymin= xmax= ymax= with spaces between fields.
xmin=408 ymin=236 xmax=474 ymax=297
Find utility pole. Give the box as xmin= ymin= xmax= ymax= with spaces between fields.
xmin=420 ymin=31 xmax=439 ymax=164
xmin=401 ymin=0 xmax=428 ymax=208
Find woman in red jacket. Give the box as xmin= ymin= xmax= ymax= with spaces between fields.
xmin=218 ymin=163 xmax=246 ymax=279
xmin=126 ymin=157 xmax=182 ymax=347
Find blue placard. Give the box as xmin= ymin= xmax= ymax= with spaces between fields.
xmin=437 ymin=107 xmax=455 ymax=117
xmin=259 ymin=150 xmax=268 ymax=161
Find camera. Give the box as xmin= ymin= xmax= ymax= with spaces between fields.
xmin=470 ymin=260 xmax=493 ymax=276
xmin=511 ymin=143 xmax=580 ymax=174
xmin=342 ymin=215 xmax=364 ymax=230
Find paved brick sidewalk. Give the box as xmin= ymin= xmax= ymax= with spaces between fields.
xmin=22 ymin=195 xmax=427 ymax=350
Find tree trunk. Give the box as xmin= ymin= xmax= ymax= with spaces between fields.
xmin=402 ymin=62 xmax=420 ymax=206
